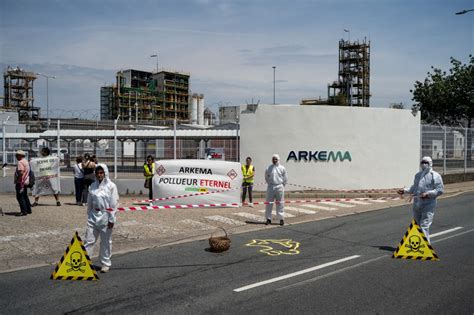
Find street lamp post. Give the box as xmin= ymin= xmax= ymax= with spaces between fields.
xmin=36 ymin=73 xmax=56 ymax=123
xmin=272 ymin=66 xmax=276 ymax=105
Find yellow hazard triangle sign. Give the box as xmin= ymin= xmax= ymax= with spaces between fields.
xmin=51 ymin=231 xmax=99 ymax=280
xmin=392 ymin=219 xmax=439 ymax=261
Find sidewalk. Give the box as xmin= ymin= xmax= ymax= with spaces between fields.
xmin=1 ymin=181 xmax=473 ymax=274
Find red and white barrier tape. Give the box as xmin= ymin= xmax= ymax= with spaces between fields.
xmin=116 ymin=196 xmax=402 ymax=212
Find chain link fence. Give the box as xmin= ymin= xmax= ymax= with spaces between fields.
xmin=1 ymin=120 xmax=473 ymax=178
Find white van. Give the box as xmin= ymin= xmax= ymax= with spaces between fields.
xmin=51 ymin=148 xmax=69 ymax=160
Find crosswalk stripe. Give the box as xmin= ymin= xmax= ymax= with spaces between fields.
xmin=299 ymin=204 xmax=337 ymax=211
xmin=234 ymin=212 xmax=265 ymax=221
xmin=258 ymin=210 xmax=295 ymax=218
xmin=179 ymin=219 xmax=214 ymax=230
xmin=205 ymin=215 xmax=246 ymax=226
xmin=345 ymin=200 xmax=372 ymax=205
xmin=284 ymin=206 xmax=317 ymax=214
xmin=319 ymin=201 xmax=355 ymax=208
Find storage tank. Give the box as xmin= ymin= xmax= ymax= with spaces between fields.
xmin=191 ymin=94 xmax=198 ymax=125
xmin=198 ymin=94 xmax=205 ymax=125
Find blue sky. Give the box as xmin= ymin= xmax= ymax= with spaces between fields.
xmin=1 ymin=0 xmax=473 ymax=119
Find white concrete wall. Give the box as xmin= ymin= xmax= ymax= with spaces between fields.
xmin=240 ymin=105 xmax=420 ymax=190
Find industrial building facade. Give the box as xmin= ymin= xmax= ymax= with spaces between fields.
xmin=100 ymin=69 xmax=192 ymax=123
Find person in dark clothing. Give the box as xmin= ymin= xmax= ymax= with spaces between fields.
xmin=14 ymin=150 xmax=32 ymax=216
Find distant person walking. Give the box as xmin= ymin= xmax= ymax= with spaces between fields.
xmin=14 ymin=150 xmax=32 ymax=216
xmin=32 ymin=147 xmax=61 ymax=207
xmin=82 ymin=153 xmax=96 ymax=206
xmin=73 ymin=156 xmax=84 ymax=206
xmin=398 ymin=156 xmax=444 ymax=243
xmin=83 ymin=164 xmax=119 ymax=273
xmin=264 ymin=154 xmax=288 ymax=226
xmin=143 ymin=155 xmax=155 ymax=200
xmin=241 ymin=157 xmax=255 ymax=206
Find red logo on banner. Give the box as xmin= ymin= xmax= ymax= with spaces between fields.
xmin=156 ymin=165 xmax=166 ymax=176
xmin=227 ymin=169 xmax=237 ymax=180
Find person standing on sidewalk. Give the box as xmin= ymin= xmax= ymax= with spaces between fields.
xmin=241 ymin=157 xmax=255 ymax=207
xmin=84 ymin=164 xmax=119 ymax=273
xmin=397 ymin=156 xmax=444 ymax=243
xmin=14 ymin=150 xmax=32 ymax=216
xmin=81 ymin=153 xmax=96 ymax=206
xmin=32 ymin=147 xmax=61 ymax=207
xmin=143 ymin=155 xmax=155 ymax=201
xmin=73 ymin=156 xmax=84 ymax=206
xmin=264 ymin=154 xmax=288 ymax=226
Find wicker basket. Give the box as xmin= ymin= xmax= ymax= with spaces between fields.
xmin=208 ymin=227 xmax=231 ymax=252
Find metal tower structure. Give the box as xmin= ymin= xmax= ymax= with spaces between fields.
xmin=3 ymin=66 xmax=40 ymax=120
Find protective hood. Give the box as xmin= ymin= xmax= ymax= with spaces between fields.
xmin=421 ymin=156 xmax=433 ymax=167
xmin=420 ymin=156 xmax=433 ymax=172
xmin=96 ymin=163 xmax=110 ymax=183
xmin=272 ymin=154 xmax=280 ymax=165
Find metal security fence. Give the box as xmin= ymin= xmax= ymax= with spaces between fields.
xmin=421 ymin=124 xmax=473 ymax=175
xmin=1 ymin=119 xmax=473 ymax=178
xmin=1 ymin=119 xmax=240 ymax=179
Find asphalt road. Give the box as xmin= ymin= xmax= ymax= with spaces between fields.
xmin=1 ymin=192 xmax=473 ymax=314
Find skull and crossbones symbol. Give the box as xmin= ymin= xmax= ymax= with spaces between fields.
xmin=66 ymin=251 xmax=86 ymax=273
xmin=405 ymin=235 xmax=425 ymax=254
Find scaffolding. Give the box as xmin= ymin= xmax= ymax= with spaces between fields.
xmin=100 ymin=70 xmax=190 ymax=123
xmin=3 ymin=66 xmax=40 ymax=120
xmin=328 ymin=38 xmax=371 ymax=107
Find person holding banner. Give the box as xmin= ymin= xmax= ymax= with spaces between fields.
xmin=264 ymin=154 xmax=288 ymax=226
xmin=14 ymin=150 xmax=32 ymax=216
xmin=143 ymin=155 xmax=155 ymax=200
xmin=241 ymin=157 xmax=255 ymax=207
xmin=32 ymin=147 xmax=61 ymax=207
xmin=84 ymin=164 xmax=119 ymax=273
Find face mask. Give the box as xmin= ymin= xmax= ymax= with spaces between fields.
xmin=420 ymin=163 xmax=429 ymax=170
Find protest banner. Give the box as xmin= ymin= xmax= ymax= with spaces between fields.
xmin=30 ymin=156 xmax=61 ymax=195
xmin=152 ymin=159 xmax=242 ymax=206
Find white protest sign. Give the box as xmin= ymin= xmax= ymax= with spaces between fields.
xmin=152 ymin=159 xmax=243 ymax=206
xmin=30 ymin=156 xmax=61 ymax=195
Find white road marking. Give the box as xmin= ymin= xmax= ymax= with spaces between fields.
xmin=299 ymin=204 xmax=337 ymax=211
xmin=369 ymin=199 xmax=387 ymax=203
xmin=257 ymin=210 xmax=295 ymax=218
xmin=430 ymin=227 xmax=463 ymax=238
xmin=277 ymin=227 xmax=471 ymax=291
xmin=234 ymin=212 xmax=265 ymax=222
xmin=431 ymin=229 xmax=473 ymax=243
xmin=344 ymin=200 xmax=372 ymax=205
xmin=179 ymin=219 xmax=213 ymax=230
xmin=234 ymin=255 xmax=361 ymax=292
xmin=284 ymin=206 xmax=317 ymax=214
xmin=319 ymin=201 xmax=355 ymax=208
xmin=205 ymin=215 xmax=246 ymax=226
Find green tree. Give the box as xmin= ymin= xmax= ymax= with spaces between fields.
xmin=411 ymin=55 xmax=474 ymax=163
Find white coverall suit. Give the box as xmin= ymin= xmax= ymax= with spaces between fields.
xmin=265 ymin=155 xmax=288 ymax=221
xmin=84 ymin=164 xmax=119 ymax=267
xmin=404 ymin=157 xmax=444 ymax=243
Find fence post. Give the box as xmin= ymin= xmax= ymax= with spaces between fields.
xmin=465 ymin=126 xmax=468 ymax=174
xmin=114 ymin=117 xmax=118 ymax=179
xmin=2 ymin=117 xmax=9 ymax=178
xmin=443 ymin=125 xmax=447 ymax=174
xmin=173 ymin=119 xmax=177 ymax=160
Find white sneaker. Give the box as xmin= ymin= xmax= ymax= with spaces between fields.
xmin=249 ymin=204 xmax=254 ymax=208
xmin=100 ymin=266 xmax=110 ymax=273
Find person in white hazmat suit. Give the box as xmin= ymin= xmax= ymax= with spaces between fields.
xmin=398 ymin=156 xmax=444 ymax=243
xmin=83 ymin=164 xmax=119 ymax=273
xmin=265 ymin=154 xmax=288 ymax=226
